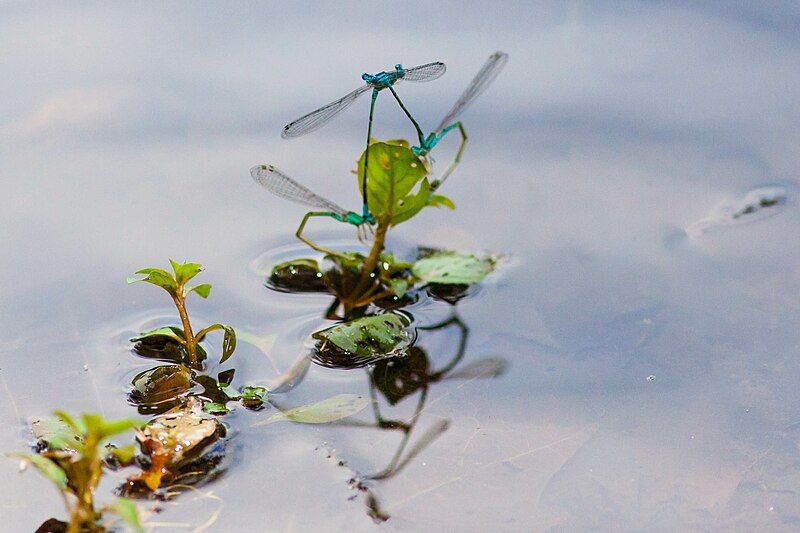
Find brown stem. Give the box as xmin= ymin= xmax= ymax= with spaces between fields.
xmin=172 ymin=290 xmax=197 ymax=368
xmin=349 ymin=220 xmax=389 ymax=304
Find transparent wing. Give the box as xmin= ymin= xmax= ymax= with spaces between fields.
xmin=281 ymin=84 xmax=371 ymax=139
xmin=250 ymin=164 xmax=349 ymax=216
xmin=436 ymin=51 xmax=508 ymax=132
xmin=402 ymin=61 xmax=446 ymax=82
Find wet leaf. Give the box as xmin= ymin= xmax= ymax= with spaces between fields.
xmin=390 ymin=278 xmax=409 ymax=298
xmin=108 ymin=444 xmax=137 ymax=465
xmin=268 ymin=258 xmax=328 ymax=293
xmin=202 ymin=402 xmax=229 ymax=415
xmin=130 ymin=365 xmax=193 ymax=406
xmin=107 ymin=498 xmax=143 ymax=533
xmin=15 ymin=453 xmax=67 ymax=489
xmin=412 ymin=252 xmax=495 ymax=285
xmin=130 ymin=326 xmax=185 ymax=345
xmin=254 ymin=394 xmax=368 ymax=426
xmin=29 ymin=416 xmax=79 ymax=451
xmin=240 ymin=385 xmax=268 ymax=409
xmin=313 ymin=313 xmax=413 ymax=358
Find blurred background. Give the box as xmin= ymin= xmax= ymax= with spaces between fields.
xmin=2 ymin=2 xmax=800 ymax=530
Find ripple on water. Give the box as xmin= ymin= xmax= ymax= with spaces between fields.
xmin=686 ymin=185 xmax=789 ymax=237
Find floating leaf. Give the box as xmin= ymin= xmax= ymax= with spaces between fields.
xmin=108 ymin=444 xmax=137 ymax=465
xmin=130 ymin=326 xmax=185 ymax=345
xmin=29 ymin=416 xmax=79 ymax=451
xmin=240 ymin=386 xmax=268 ymax=409
xmin=253 ymin=394 xmax=368 ymax=426
xmin=268 ymin=258 xmax=328 ymax=293
xmin=130 ymin=365 xmax=193 ymax=406
xmin=313 ymin=313 xmax=413 ymax=358
xmin=412 ymin=252 xmax=495 ymax=285
xmin=203 ymin=402 xmax=229 ymax=415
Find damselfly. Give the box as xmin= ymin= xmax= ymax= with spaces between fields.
xmin=250 ymin=164 xmax=373 ymax=257
xmin=411 ymin=52 xmax=508 ymax=191
xmin=281 ymin=61 xmax=446 ymax=218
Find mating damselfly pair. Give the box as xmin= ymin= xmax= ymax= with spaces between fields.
xmin=250 ymin=51 xmax=508 ymax=256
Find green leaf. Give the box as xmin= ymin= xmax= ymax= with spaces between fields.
xmin=240 ymin=385 xmax=267 ymax=409
xmin=188 ymin=283 xmax=212 ymax=298
xmin=312 ymin=313 xmax=412 ymax=357
xmin=108 ymin=444 xmax=137 ymax=465
xmin=29 ymin=416 xmax=79 ymax=451
xmin=130 ymin=326 xmax=185 ymax=344
xmin=108 ymin=498 xmax=144 ymax=533
xmin=202 ymin=402 xmax=229 ymax=415
xmin=15 ymin=453 xmax=67 ymax=489
xmin=390 ymin=278 xmax=409 ymax=298
xmin=428 ymin=194 xmax=456 ymax=210
xmin=97 ymin=417 xmax=140 ymax=440
xmin=390 ymin=178 xmax=431 ymax=226
xmin=220 ymin=325 xmax=236 ymax=364
xmin=357 ymin=142 xmax=428 ymax=221
xmin=412 ymin=252 xmax=496 ymax=285
xmin=253 ymin=394 xmax=368 ymax=426
xmin=169 ymin=260 xmax=203 ymax=285
xmin=127 ymin=268 xmax=178 ymax=294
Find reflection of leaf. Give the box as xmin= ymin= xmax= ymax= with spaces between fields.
xmin=253 ymin=394 xmax=368 ymax=426
xmin=412 ymin=252 xmax=495 ymax=285
xmin=15 ymin=453 xmax=67 ymax=489
xmin=267 ymin=351 xmax=312 ymax=393
xmin=445 ymin=357 xmax=506 ymax=379
xmin=313 ymin=313 xmax=412 ymax=357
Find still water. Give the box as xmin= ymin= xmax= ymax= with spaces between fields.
xmin=3 ymin=2 xmax=800 ymax=531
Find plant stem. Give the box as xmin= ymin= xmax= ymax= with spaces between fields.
xmin=173 ymin=292 xmax=198 ymax=368
xmin=349 ymin=220 xmax=389 ymax=304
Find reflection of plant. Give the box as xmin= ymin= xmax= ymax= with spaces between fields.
xmin=128 ymin=260 xmax=236 ymax=370
xmin=16 ymin=412 xmax=143 ymax=533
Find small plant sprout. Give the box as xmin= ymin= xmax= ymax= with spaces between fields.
xmin=128 ymin=260 xmax=236 ymax=370
xmin=16 ymin=412 xmax=143 ymax=533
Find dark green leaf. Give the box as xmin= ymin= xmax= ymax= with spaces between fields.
xmin=130 ymin=326 xmax=185 ymax=344
xmin=220 ymin=325 xmax=236 ymax=364
xmin=312 ymin=313 xmax=412 ymax=357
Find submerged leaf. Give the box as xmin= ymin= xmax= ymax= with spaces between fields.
xmin=412 ymin=252 xmax=495 ymax=285
xmin=130 ymin=365 xmax=193 ymax=406
xmin=253 ymin=394 xmax=368 ymax=426
xmin=268 ymin=258 xmax=328 ymax=293
xmin=313 ymin=313 xmax=413 ymax=358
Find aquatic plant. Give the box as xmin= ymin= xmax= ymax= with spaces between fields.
xmin=16 ymin=412 xmax=143 ymax=532
xmin=128 ymin=260 xmax=236 ymax=370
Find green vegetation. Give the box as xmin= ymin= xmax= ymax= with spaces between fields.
xmin=17 ymin=413 xmax=143 ymax=533
xmin=128 ymin=260 xmax=236 ymax=369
